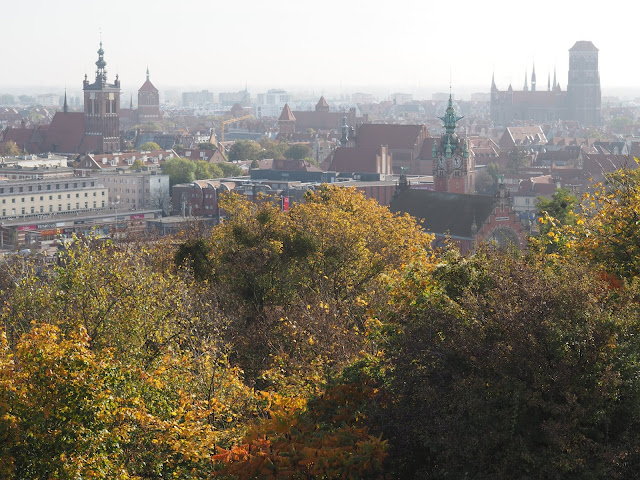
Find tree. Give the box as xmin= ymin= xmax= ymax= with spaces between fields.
xmin=258 ymin=138 xmax=288 ymax=160
xmin=571 ymin=167 xmax=640 ymax=279
xmin=161 ymin=157 xmax=196 ymax=186
xmin=377 ymin=247 xmax=640 ymax=479
xmin=217 ymin=162 xmax=242 ymax=177
xmin=536 ymin=187 xmax=577 ymax=236
xmin=0 ymin=141 xmax=20 ymax=156
xmin=507 ymin=147 xmax=528 ymax=174
xmin=228 ymin=140 xmax=261 ymax=161
xmin=197 ymin=142 xmax=216 ymax=150
xmin=250 ymin=159 xmax=259 ymax=169
xmin=194 ymin=160 xmax=223 ymax=180
xmin=207 ymin=186 xmax=433 ymax=383
xmin=474 ymin=169 xmax=495 ymax=195
xmin=140 ymin=141 xmax=161 ymax=151
xmin=129 ymin=158 xmax=145 ymax=170
xmin=286 ymin=143 xmax=313 ymax=160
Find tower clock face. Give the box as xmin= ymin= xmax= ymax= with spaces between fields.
xmin=109 ymin=93 xmax=115 ymax=100
xmin=89 ymin=92 xmax=95 ymax=100
xmin=438 ymin=156 xmax=446 ymax=168
xmin=453 ymin=156 xmax=462 ymax=169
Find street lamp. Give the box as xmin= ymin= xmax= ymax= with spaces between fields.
xmin=111 ymin=197 xmax=121 ymax=238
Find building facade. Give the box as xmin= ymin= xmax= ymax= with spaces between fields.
xmin=433 ymin=95 xmax=475 ymax=194
xmin=83 ymin=42 xmax=121 ymax=153
xmin=491 ymin=41 xmax=601 ymax=126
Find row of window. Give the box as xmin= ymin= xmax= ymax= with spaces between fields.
xmin=2 ymin=201 xmax=106 ymax=216
xmin=0 ymin=181 xmax=96 ymax=194
xmin=1 ymin=191 xmax=105 ymax=204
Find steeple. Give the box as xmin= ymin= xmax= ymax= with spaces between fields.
xmin=437 ymin=94 xmax=464 ymax=158
xmin=130 ymin=94 xmax=133 ymax=109
xmin=531 ymin=63 xmax=536 ymax=92
xmin=95 ymin=41 xmax=107 ymax=84
xmin=63 ymin=89 xmax=68 ymax=113
xmin=523 ymin=69 xmax=528 ymax=91
xmin=491 ymin=71 xmax=497 ymax=92
xmin=146 ymin=66 xmax=150 ymax=82
xmin=548 ymin=72 xmax=551 ymax=91
xmin=553 ymin=66 xmax=557 ymax=89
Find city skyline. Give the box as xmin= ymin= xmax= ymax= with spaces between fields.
xmin=2 ymin=0 xmax=639 ymax=98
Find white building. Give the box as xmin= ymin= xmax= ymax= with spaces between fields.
xmin=99 ymin=171 xmax=170 ymax=214
xmin=255 ymin=89 xmax=292 ymax=118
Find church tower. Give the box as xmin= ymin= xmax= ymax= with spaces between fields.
xmin=567 ymin=40 xmax=601 ymax=125
xmin=137 ymin=67 xmax=161 ymax=123
xmin=83 ymin=42 xmax=121 ymax=153
xmin=433 ymin=95 xmax=473 ymax=194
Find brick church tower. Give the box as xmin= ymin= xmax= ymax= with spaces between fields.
xmin=433 ymin=95 xmax=474 ymax=194
xmin=83 ymin=42 xmax=121 ymax=153
xmin=567 ymin=41 xmax=601 ymax=126
xmin=137 ymin=67 xmax=161 ymax=123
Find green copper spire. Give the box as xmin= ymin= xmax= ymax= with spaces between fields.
xmin=437 ymin=94 xmax=464 ymax=157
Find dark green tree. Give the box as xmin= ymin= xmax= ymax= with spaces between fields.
xmin=228 ymin=140 xmax=261 ymax=161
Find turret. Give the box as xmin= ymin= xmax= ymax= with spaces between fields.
xmin=531 ymin=63 xmax=536 ymax=92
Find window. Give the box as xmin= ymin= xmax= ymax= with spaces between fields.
xmin=58 ymin=195 xmax=61 ymax=199
xmin=67 ymin=204 xmax=70 ymax=211
xmin=58 ymin=205 xmax=62 ymax=212
xmin=49 ymin=205 xmax=52 ymax=212
xmin=67 ymin=194 xmax=70 ymax=199
xmin=47 ymin=185 xmax=51 ymax=190
xmin=40 ymin=196 xmax=43 ymax=201
xmin=21 ymin=208 xmax=25 ymax=214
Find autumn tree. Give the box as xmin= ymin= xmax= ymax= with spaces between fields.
xmin=140 ymin=141 xmax=161 ymax=151
xmin=205 ymin=186 xmax=433 ymax=384
xmin=375 ymin=246 xmax=640 ymax=479
xmin=228 ymin=140 xmax=261 ymax=161
xmin=0 ymin=141 xmax=20 ymax=156
xmin=286 ymin=143 xmax=313 ymax=160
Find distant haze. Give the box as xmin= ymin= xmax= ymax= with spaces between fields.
xmin=2 ymin=0 xmax=639 ymax=99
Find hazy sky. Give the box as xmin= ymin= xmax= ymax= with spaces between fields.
xmin=2 ymin=0 xmax=638 ymax=97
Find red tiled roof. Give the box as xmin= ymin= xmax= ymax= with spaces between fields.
xmin=356 ymin=124 xmax=428 ymax=150
xmin=2 ymin=127 xmax=34 ymax=150
xmin=43 ymin=112 xmax=85 ymax=153
xmin=316 ymin=96 xmax=329 ymax=108
xmin=291 ymin=111 xmax=342 ymax=130
xmin=278 ymin=104 xmax=296 ymax=121
xmin=329 ymin=147 xmax=383 ymax=173
xmin=418 ymin=137 xmax=437 ymax=159
xmin=138 ymin=80 xmax=158 ymax=92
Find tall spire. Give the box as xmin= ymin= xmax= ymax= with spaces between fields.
xmin=531 ymin=63 xmax=536 ymax=92
xmin=491 ymin=71 xmax=497 ymax=91
xmin=130 ymin=94 xmax=133 ymax=109
xmin=437 ymin=94 xmax=465 ymax=158
xmin=524 ymin=69 xmax=528 ymax=91
xmin=548 ymin=72 xmax=551 ymax=91
xmin=553 ymin=66 xmax=557 ymax=89
xmin=95 ymin=41 xmax=107 ymax=83
xmin=146 ymin=66 xmax=150 ymax=82
xmin=63 ymin=89 xmax=68 ymax=113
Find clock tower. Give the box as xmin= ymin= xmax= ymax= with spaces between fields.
xmin=433 ymin=95 xmax=474 ymax=194
xmin=83 ymin=42 xmax=121 ymax=153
